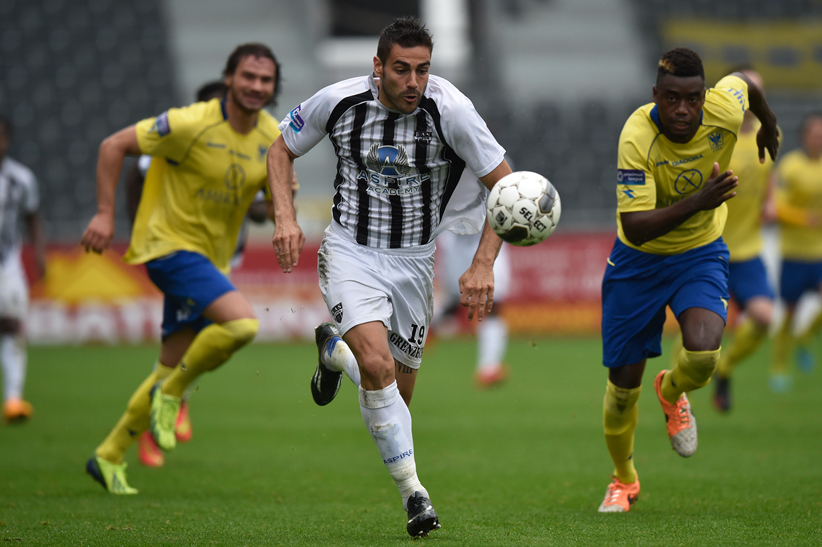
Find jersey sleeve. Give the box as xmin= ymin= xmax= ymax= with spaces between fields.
xmin=22 ymin=167 xmax=39 ymax=214
xmin=135 ymin=103 xmax=205 ymax=164
xmin=278 ymin=88 xmax=337 ymax=157
xmin=616 ymin=117 xmax=656 ymax=212
xmin=704 ymin=75 xmax=748 ymax=133
xmin=438 ymin=87 xmax=505 ymax=177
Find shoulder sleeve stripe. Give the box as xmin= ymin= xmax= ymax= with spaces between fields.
xmin=326 ymin=90 xmax=374 ymax=135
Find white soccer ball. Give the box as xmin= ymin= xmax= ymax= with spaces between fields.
xmin=486 ymin=171 xmax=561 ymax=246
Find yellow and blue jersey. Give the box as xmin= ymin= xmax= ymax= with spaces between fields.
xmin=776 ymin=149 xmax=822 ymax=260
xmin=722 ymin=120 xmax=775 ymax=261
xmin=616 ymin=75 xmax=749 ymax=255
xmin=125 ymin=98 xmax=279 ymax=274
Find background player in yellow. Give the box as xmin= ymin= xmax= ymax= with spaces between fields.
xmin=599 ymin=48 xmax=779 ymax=513
xmin=771 ymin=112 xmax=822 ymax=391
xmin=669 ymin=67 xmax=778 ymax=412
xmin=80 ymin=43 xmax=282 ymax=494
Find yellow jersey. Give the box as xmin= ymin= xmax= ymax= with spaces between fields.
xmin=721 ymin=120 xmax=775 ymax=261
xmin=776 ymin=149 xmax=822 ymax=260
xmin=125 ymin=99 xmax=279 ymax=274
xmin=616 ymin=75 xmax=749 ymax=255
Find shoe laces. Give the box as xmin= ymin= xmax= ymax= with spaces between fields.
xmin=673 ymin=397 xmax=691 ymax=427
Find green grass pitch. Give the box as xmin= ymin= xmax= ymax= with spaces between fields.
xmin=1 ymin=336 xmax=820 ymax=545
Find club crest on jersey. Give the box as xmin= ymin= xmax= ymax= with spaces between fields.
xmin=708 ymin=131 xmax=724 ymax=151
xmin=331 ymin=303 xmax=343 ymax=323
xmin=365 ymin=144 xmax=412 ymax=177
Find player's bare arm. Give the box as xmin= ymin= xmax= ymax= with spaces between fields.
xmin=81 ymin=125 xmax=141 ymax=253
xmin=621 ymin=162 xmax=737 ymax=247
xmin=458 ymin=159 xmax=512 ymax=321
xmin=732 ymin=72 xmax=779 ymax=162
xmin=266 ymin=136 xmax=304 ymax=273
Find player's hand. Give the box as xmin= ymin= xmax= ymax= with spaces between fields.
xmin=271 ymin=218 xmax=304 ymax=273
xmin=80 ymin=213 xmax=115 ymax=253
xmin=694 ymin=162 xmax=737 ymax=210
xmin=757 ymin=123 xmax=780 ymax=163
xmin=459 ymin=263 xmax=494 ymax=322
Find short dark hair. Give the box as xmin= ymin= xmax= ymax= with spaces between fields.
xmin=196 ymin=81 xmax=227 ymax=102
xmin=0 ymin=116 xmax=12 ymax=138
xmin=376 ymin=16 xmax=434 ymax=65
xmin=656 ymin=47 xmax=705 ymax=86
xmin=223 ymin=43 xmax=282 ymax=108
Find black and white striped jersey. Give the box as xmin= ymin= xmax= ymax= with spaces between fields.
xmin=279 ymin=74 xmax=505 ymax=249
xmin=0 ymin=157 xmax=39 ymax=262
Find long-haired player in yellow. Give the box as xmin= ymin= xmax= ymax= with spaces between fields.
xmin=599 ymin=48 xmax=779 ymax=513
xmin=80 ymin=43 xmax=282 ymax=494
xmin=771 ymin=112 xmax=822 ymax=391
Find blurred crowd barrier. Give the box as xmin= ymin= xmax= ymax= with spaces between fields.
xmin=22 ymin=232 xmax=639 ymax=344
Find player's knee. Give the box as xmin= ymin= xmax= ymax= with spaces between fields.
xmin=682 ymin=348 xmax=720 ymax=387
xmin=223 ymin=318 xmax=259 ymax=349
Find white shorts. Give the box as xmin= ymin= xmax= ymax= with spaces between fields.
xmin=0 ymin=251 xmax=29 ymax=321
xmin=437 ymin=230 xmax=511 ymax=304
xmin=318 ymin=222 xmax=435 ymax=369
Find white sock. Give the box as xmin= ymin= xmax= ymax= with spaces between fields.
xmin=1 ymin=334 xmax=26 ymax=401
xmin=323 ymin=337 xmax=361 ymax=387
xmin=359 ymin=382 xmax=427 ymax=509
xmin=477 ymin=316 xmax=508 ymax=371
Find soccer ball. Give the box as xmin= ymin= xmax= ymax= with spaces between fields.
xmin=486 ymin=171 xmax=561 ymax=246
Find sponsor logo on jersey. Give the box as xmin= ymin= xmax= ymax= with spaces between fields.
xmin=331 ymin=302 xmax=343 ymax=323
xmin=207 ymin=142 xmax=226 ymax=149
xmin=656 ymin=160 xmax=669 ymax=167
xmin=150 ymin=111 xmax=171 ymax=137
xmin=708 ymin=131 xmax=724 ymax=151
xmin=389 ymin=332 xmax=422 ymax=359
xmin=617 ymin=169 xmax=645 ymax=185
xmin=224 ymin=164 xmax=246 ymax=190
xmin=672 ymin=154 xmax=703 ymax=167
xmin=288 ymin=104 xmax=305 ymax=133
xmin=674 ymin=169 xmax=703 ymax=194
xmin=258 ymin=144 xmax=268 ymax=162
xmin=622 ymin=189 xmax=636 ymax=199
xmin=414 ymin=131 xmax=433 ymax=145
xmin=365 ymin=144 xmax=412 ymax=176
xmin=360 ymin=143 xmax=427 ymax=195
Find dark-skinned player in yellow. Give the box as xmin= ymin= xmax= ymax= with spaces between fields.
xmin=598 ymin=48 xmax=779 ymax=512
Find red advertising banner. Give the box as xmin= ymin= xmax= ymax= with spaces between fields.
xmin=23 ymin=232 xmax=644 ymax=344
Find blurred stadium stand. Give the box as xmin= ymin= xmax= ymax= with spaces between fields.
xmin=0 ymin=0 xmax=820 ymax=241
xmin=0 ymin=0 xmax=179 ymax=241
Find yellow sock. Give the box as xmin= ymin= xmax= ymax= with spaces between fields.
xmin=797 ymin=310 xmax=822 ymax=347
xmin=661 ymin=348 xmax=720 ymax=404
xmin=772 ymin=318 xmax=793 ymax=375
xmin=96 ymin=363 xmax=174 ymax=464
xmin=716 ymin=317 xmax=768 ymax=379
xmin=161 ymin=319 xmax=259 ymax=398
xmin=669 ymin=332 xmax=684 ymax=370
xmin=603 ymin=380 xmax=641 ymax=484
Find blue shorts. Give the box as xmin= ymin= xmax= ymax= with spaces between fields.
xmin=779 ymin=259 xmax=822 ymax=304
xmin=601 ymin=238 xmax=730 ymax=368
xmin=728 ymin=257 xmax=774 ymax=307
xmin=145 ymin=251 xmax=236 ymax=339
